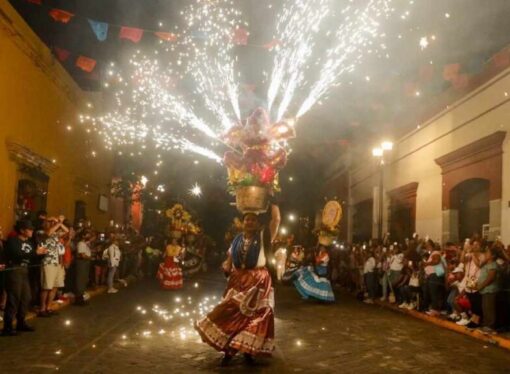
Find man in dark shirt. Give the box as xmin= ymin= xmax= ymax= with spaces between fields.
xmin=2 ymin=220 xmax=47 ymax=336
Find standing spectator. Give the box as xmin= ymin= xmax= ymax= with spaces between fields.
xmin=2 ymin=220 xmax=47 ymax=335
xmin=75 ymin=230 xmax=93 ymax=306
xmin=363 ymin=250 xmax=377 ymax=304
xmin=39 ymin=217 xmax=68 ymax=317
xmin=457 ymin=240 xmax=484 ymax=327
xmin=61 ymin=220 xmax=75 ymax=296
xmin=104 ymin=238 xmax=121 ymax=293
xmin=477 ymin=246 xmax=500 ymax=334
xmin=92 ymin=233 xmax=107 ymax=288
xmin=423 ymin=242 xmax=446 ymax=317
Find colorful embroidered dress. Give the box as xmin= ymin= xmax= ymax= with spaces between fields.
xmin=195 ymin=230 xmax=275 ymax=356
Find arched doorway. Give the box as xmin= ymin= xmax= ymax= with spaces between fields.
xmin=450 ymin=179 xmax=490 ymax=241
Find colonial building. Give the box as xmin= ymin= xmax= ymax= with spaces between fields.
xmin=325 ymin=49 xmax=510 ymax=244
xmin=0 ymin=1 xmax=114 ymax=231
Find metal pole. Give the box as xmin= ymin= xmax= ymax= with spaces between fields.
xmin=378 ymin=160 xmax=384 ymax=240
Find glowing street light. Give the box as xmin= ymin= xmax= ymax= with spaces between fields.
xmin=381 ymin=141 xmax=393 ymax=151
xmin=372 ymin=147 xmax=383 ymax=157
xmin=288 ymin=214 xmax=296 ymax=222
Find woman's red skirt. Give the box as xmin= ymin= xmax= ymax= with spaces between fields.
xmin=156 ymin=257 xmax=183 ymax=290
xmin=195 ymin=267 xmax=275 ymax=356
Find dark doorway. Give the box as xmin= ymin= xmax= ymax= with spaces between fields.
xmin=353 ymin=199 xmax=373 ymax=243
xmin=15 ymin=166 xmax=49 ymax=222
xmin=450 ymin=179 xmax=490 ymax=241
xmin=390 ymin=204 xmax=414 ymax=243
xmin=74 ymin=201 xmax=87 ymax=225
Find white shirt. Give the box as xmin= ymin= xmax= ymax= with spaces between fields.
xmin=77 ymin=241 xmax=91 ymax=257
xmin=389 ymin=253 xmax=404 ymax=271
xmin=104 ymin=244 xmax=121 ymax=267
xmin=364 ymin=257 xmax=376 ymax=274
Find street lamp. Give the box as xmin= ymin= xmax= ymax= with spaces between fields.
xmin=372 ymin=141 xmax=393 ymax=241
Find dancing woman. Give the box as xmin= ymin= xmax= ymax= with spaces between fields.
xmin=195 ymin=204 xmax=280 ymax=366
xmin=156 ymin=238 xmax=183 ymax=290
xmin=293 ymin=243 xmax=335 ymax=302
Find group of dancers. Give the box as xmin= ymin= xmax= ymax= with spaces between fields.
xmin=156 ymin=235 xmax=206 ymax=290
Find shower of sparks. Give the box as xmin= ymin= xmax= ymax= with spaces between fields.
xmin=181 ymin=0 xmax=244 ymax=130
xmin=297 ymin=0 xmax=395 ymax=118
xmin=81 ymin=0 xmax=399 ymax=163
xmin=267 ymin=0 xmax=330 ymax=121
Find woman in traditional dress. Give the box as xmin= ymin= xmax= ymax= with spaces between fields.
xmin=282 ymin=245 xmax=305 ymax=283
xmin=156 ymin=238 xmax=183 ymax=290
xmin=293 ymin=244 xmax=335 ymax=302
xmin=195 ymin=204 xmax=280 ymax=366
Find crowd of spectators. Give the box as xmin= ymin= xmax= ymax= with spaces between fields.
xmin=327 ymin=234 xmax=510 ymax=335
xmin=0 ymin=211 xmax=166 ymax=335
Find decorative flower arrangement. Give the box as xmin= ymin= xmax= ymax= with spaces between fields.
xmin=165 ymin=204 xmax=191 ymax=232
xmin=223 ymin=107 xmax=295 ymax=195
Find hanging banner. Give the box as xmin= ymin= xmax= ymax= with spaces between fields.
xmin=76 ymin=56 xmax=97 ymax=73
xmin=119 ymin=27 xmax=144 ymax=43
xmin=88 ymin=19 xmax=109 ymax=42
xmin=442 ymin=63 xmax=461 ymax=81
xmin=232 ymin=27 xmax=249 ymax=45
xmin=49 ymin=9 xmax=74 ymax=24
xmin=154 ymin=32 xmax=178 ymax=42
xmin=54 ymin=47 xmax=71 ymax=62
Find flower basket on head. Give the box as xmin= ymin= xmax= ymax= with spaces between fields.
xmin=235 ymin=186 xmax=270 ymax=214
xmin=223 ymin=107 xmax=295 ymax=213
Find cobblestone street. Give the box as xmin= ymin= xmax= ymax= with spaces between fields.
xmin=1 ymin=274 xmax=509 ymax=374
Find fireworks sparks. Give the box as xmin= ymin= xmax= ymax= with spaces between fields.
xmin=189 ymin=183 xmax=203 ymax=197
xmin=81 ymin=0 xmax=399 ymax=163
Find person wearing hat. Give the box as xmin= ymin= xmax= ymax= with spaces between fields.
xmin=446 ymin=264 xmax=465 ymax=322
xmin=2 ymin=219 xmax=47 ymax=336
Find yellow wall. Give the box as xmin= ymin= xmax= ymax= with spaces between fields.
xmin=0 ymin=1 xmax=113 ymax=231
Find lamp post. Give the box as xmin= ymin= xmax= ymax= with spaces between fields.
xmin=372 ymin=141 xmax=393 ymax=241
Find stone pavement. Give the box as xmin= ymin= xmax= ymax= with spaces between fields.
xmin=1 ymin=274 xmax=509 ymax=374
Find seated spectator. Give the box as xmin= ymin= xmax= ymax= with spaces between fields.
xmin=398 ymin=262 xmax=421 ymax=310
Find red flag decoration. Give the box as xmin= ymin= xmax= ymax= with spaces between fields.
xmin=443 ymin=63 xmax=461 ymax=81
xmin=119 ymin=27 xmax=144 ymax=43
xmin=27 ymin=0 xmax=42 ymax=4
xmin=419 ymin=65 xmax=434 ymax=82
xmin=49 ymin=9 xmax=74 ymax=24
xmin=76 ymin=56 xmax=97 ymax=73
xmin=54 ymin=47 xmax=70 ymax=62
xmin=154 ymin=32 xmax=178 ymax=42
xmin=492 ymin=49 xmax=510 ymax=69
xmin=451 ymin=74 xmax=470 ymax=90
xmin=262 ymin=39 xmax=281 ymax=50
xmin=232 ymin=27 xmax=249 ymax=45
